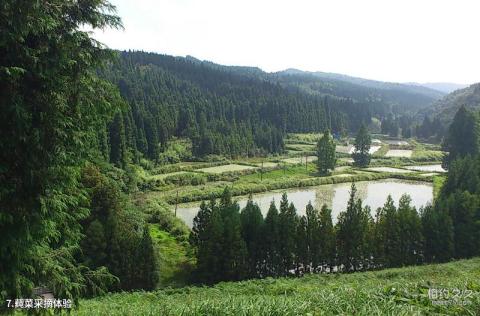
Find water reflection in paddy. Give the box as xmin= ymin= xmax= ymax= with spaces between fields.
xmin=404 ymin=164 xmax=446 ymax=172
xmin=175 ymin=179 xmax=433 ymax=227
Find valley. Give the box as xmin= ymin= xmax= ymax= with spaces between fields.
xmin=2 ymin=1 xmax=480 ymax=314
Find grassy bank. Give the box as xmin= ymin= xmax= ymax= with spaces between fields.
xmin=74 ymin=257 xmax=480 ymax=315
xmin=154 ymin=173 xmax=431 ymax=205
xmin=133 ymin=198 xmax=194 ymax=288
xmin=433 ymin=175 xmax=447 ymax=199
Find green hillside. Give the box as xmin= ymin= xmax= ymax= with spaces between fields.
xmin=74 ymin=258 xmax=480 ymax=315
xmin=98 ymin=51 xmax=446 ymax=161
xmin=419 ymin=83 xmax=480 ymax=124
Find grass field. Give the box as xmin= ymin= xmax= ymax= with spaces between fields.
xmin=149 ymin=225 xmax=194 ymax=287
xmin=433 ymin=175 xmax=446 ymax=199
xmin=74 ymin=257 xmax=480 ymax=315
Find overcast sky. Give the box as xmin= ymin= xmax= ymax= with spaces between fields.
xmin=93 ymin=0 xmax=480 ymax=84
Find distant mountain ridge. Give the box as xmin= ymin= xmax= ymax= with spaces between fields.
xmin=279 ymin=68 xmax=444 ymax=98
xmin=419 ymin=82 xmax=480 ymax=124
xmin=406 ymin=82 xmax=469 ymax=94
xmin=273 ymin=68 xmax=444 ymax=112
xmin=275 ymin=69 xmax=466 ymax=96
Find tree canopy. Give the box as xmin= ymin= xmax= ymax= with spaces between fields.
xmin=352 ymin=124 xmax=372 ymax=167
xmin=316 ymin=130 xmax=336 ymax=175
xmin=0 ymin=0 xmax=123 ymax=303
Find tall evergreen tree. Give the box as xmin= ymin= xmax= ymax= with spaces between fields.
xmin=263 ymin=200 xmax=281 ymax=277
xmin=109 ymin=111 xmax=128 ymax=168
xmin=397 ymin=195 xmax=423 ymax=266
xmin=317 ymin=130 xmax=337 ymax=175
xmin=82 ymin=219 xmax=108 ymax=269
xmin=136 ymin=226 xmax=159 ymax=290
xmin=438 ymin=191 xmax=477 ymax=259
xmin=190 ymin=201 xmax=212 ymax=251
xmin=336 ymin=183 xmax=371 ymax=271
xmin=421 ymin=205 xmax=454 ymax=263
xmin=295 ymin=215 xmax=309 ymax=275
xmin=0 ymin=0 xmax=122 ymax=302
xmin=305 ymin=202 xmax=321 ymax=272
xmin=219 ymin=188 xmax=248 ymax=281
xmin=442 ymin=105 xmax=480 ymax=169
xmin=80 ymin=165 xmax=157 ymax=292
xmin=318 ymin=205 xmax=336 ymax=272
xmin=240 ymin=197 xmax=264 ymax=278
xmin=195 ymin=201 xmax=224 ymax=284
xmin=352 ymin=124 xmax=372 ymax=167
xmin=375 ymin=196 xmax=401 ymax=268
xmin=278 ymin=194 xmax=298 ymax=276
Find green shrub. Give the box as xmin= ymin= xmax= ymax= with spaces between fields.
xmin=163 ymin=173 xmax=207 ymax=186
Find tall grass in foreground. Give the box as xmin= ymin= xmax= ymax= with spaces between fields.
xmin=73 ymin=258 xmax=480 ymax=316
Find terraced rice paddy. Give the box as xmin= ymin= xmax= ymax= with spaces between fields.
xmin=369 ymin=146 xmax=382 ymax=154
xmin=254 ymin=162 xmax=279 ymax=168
xmin=336 ymin=145 xmax=354 ymax=154
xmin=150 ymin=171 xmax=189 ymax=180
xmin=175 ymin=179 xmax=433 ymax=227
xmin=339 ymin=157 xmax=354 ymax=163
xmin=385 ymin=149 xmax=413 ymax=157
xmin=385 ymin=140 xmax=409 ymax=146
xmin=366 ymin=167 xmax=414 ymax=173
xmin=404 ymin=164 xmax=446 ymax=172
xmin=333 ymin=173 xmax=354 ymax=178
xmin=281 ymin=156 xmax=317 ymax=164
xmin=336 ymin=145 xmax=381 ymax=154
xmin=196 ymin=164 xmax=257 ymax=174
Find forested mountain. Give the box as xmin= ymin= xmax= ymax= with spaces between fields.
xmin=99 ymin=52 xmax=365 ymax=160
xmin=418 ymin=83 xmax=480 ymax=125
xmin=99 ymin=51 xmax=445 ymax=161
xmin=274 ymin=69 xmax=444 ymax=112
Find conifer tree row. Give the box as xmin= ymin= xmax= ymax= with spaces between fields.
xmin=190 ymin=181 xmax=476 ymax=284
